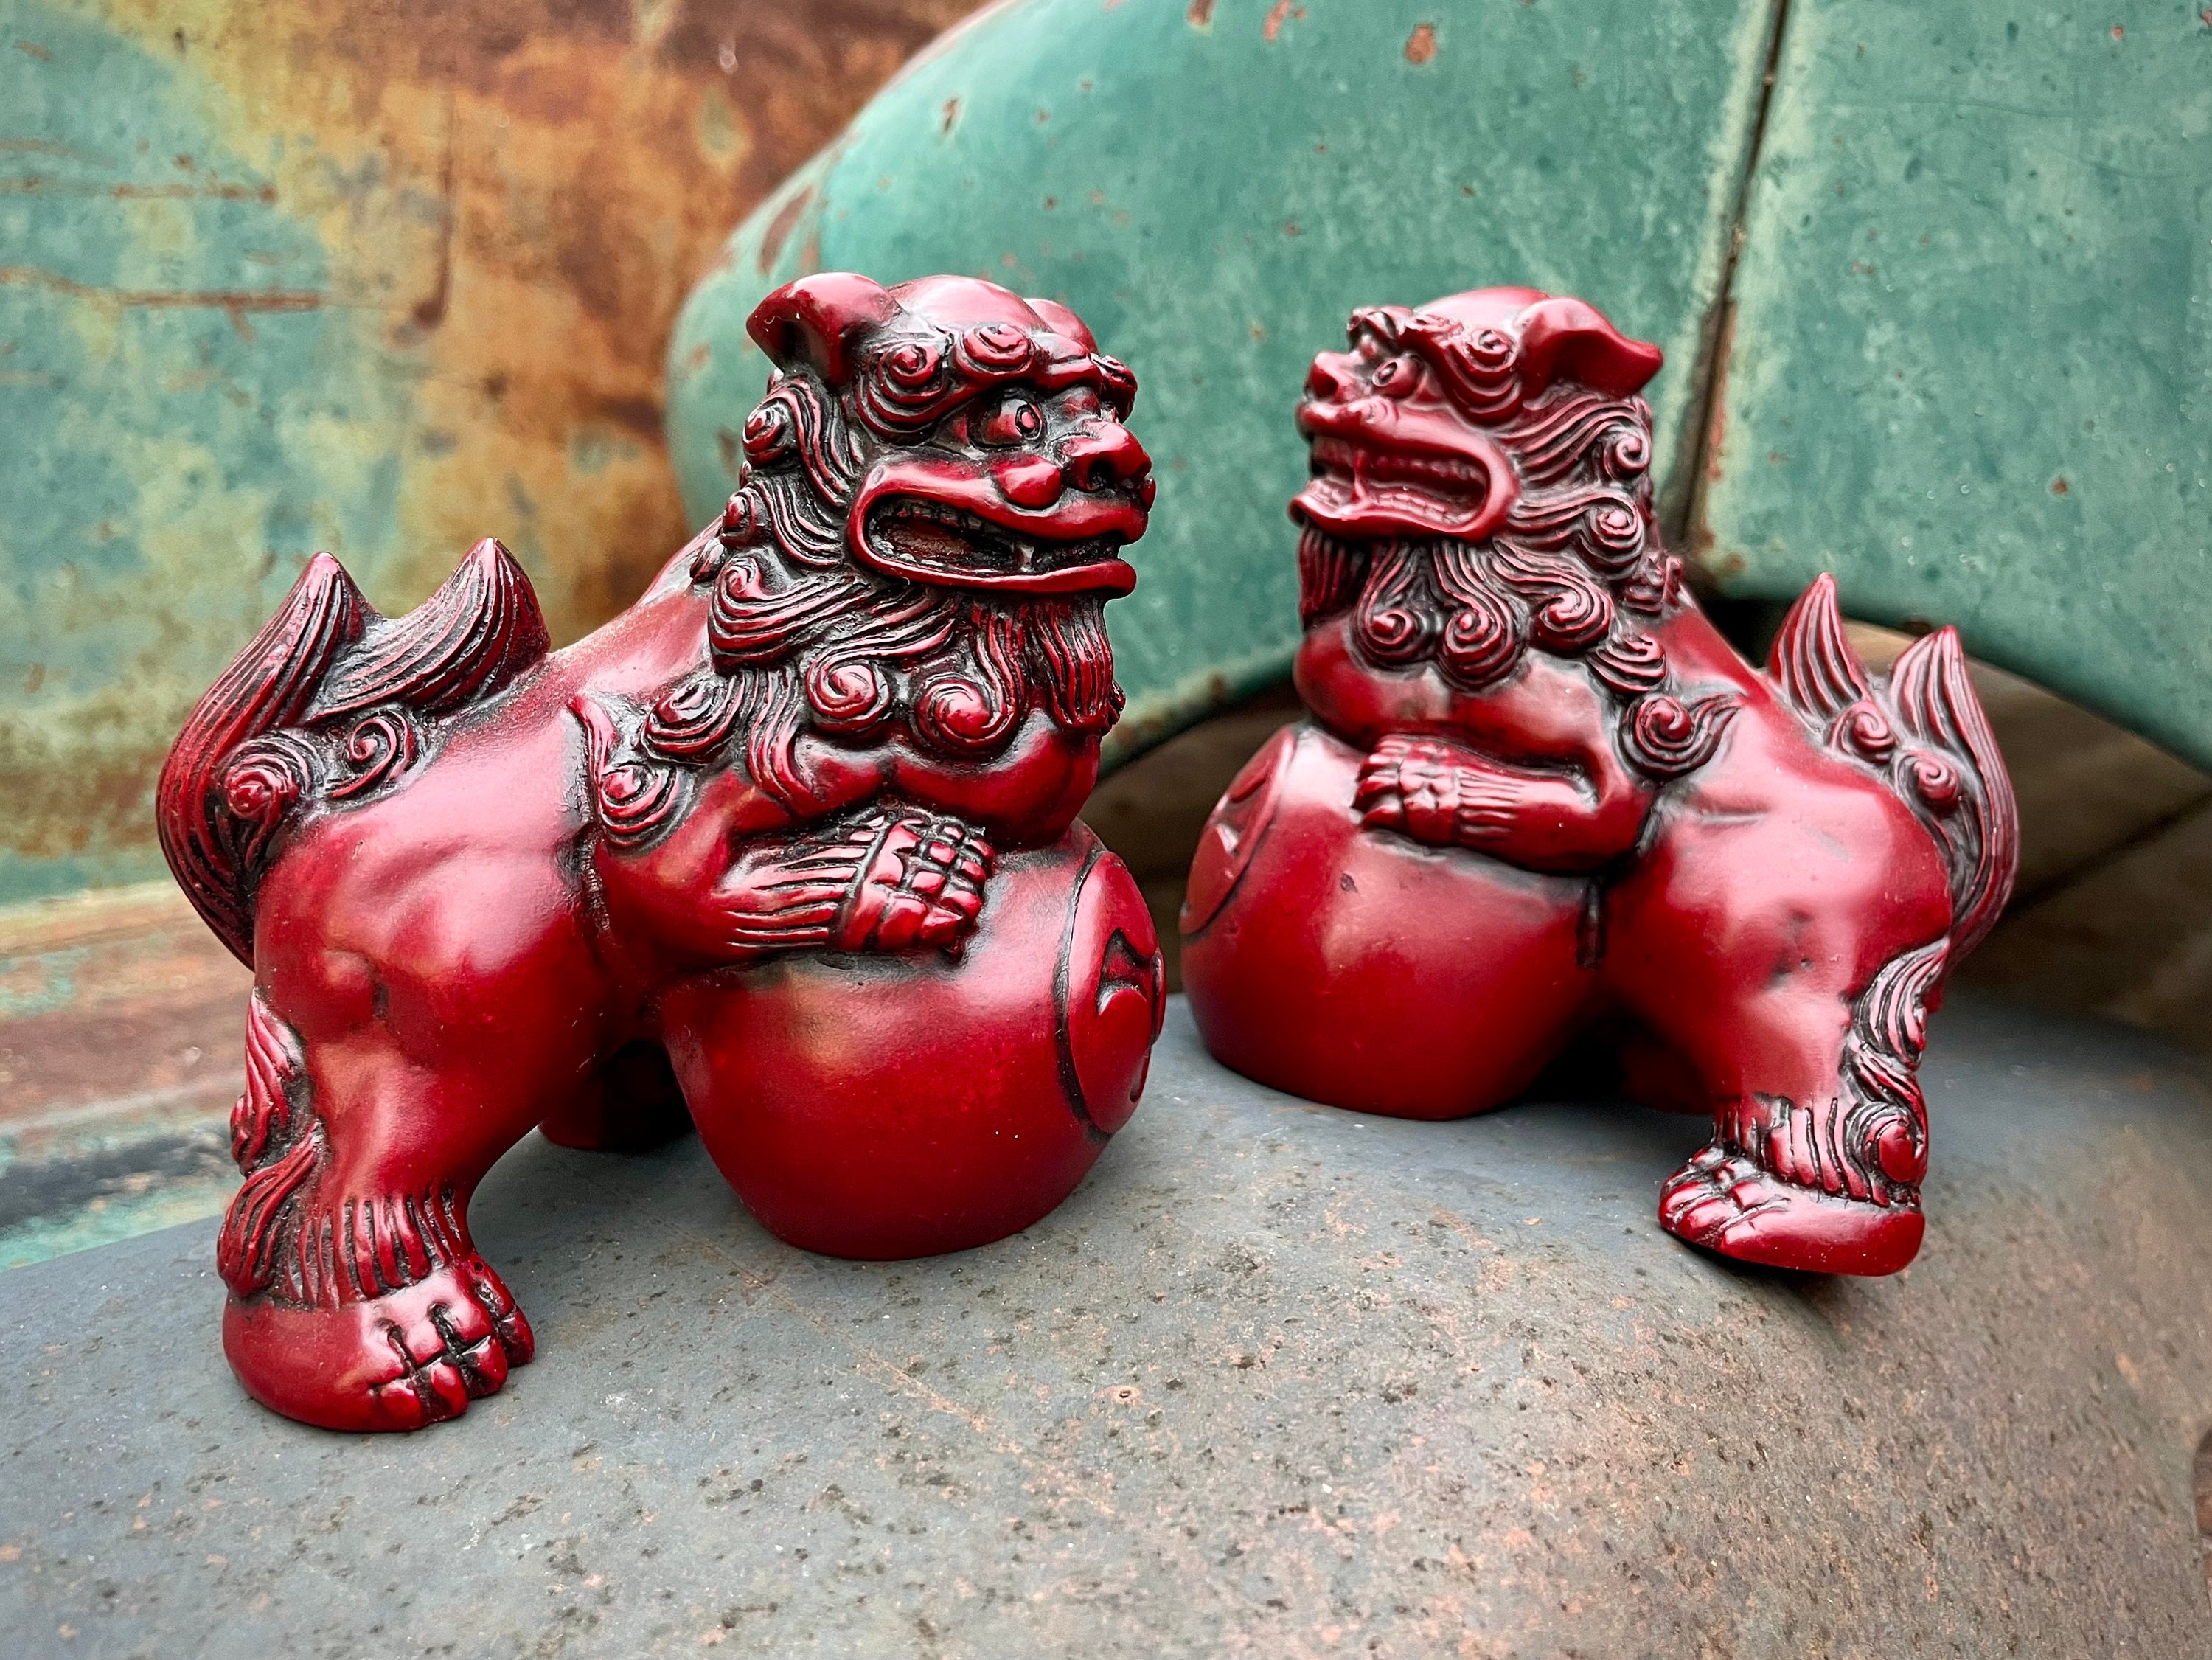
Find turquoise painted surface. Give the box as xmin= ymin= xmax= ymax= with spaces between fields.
xmin=0 ymin=8 xmax=416 ymax=900
xmin=1700 ymin=0 xmax=2212 ymax=771
xmin=668 ymin=0 xmax=1783 ymax=759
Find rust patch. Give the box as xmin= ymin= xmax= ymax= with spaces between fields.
xmin=594 ymin=395 xmax=664 ymax=439
xmin=1262 ymin=2 xmax=1298 ymax=43
xmin=1405 ymin=22 xmax=1438 ymax=64
xmin=0 ymin=178 xmax=276 ymax=200
xmin=1186 ymin=0 xmax=1214 ymax=28
xmin=757 ymin=186 xmax=815 ymax=275
xmin=0 ymin=265 xmax=321 ymax=313
xmin=85 ymin=0 xmax=988 ymax=645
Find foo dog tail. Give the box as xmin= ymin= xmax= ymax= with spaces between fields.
xmin=157 ymin=539 xmax=549 ymax=962
xmin=1767 ymin=574 xmax=2019 ymax=958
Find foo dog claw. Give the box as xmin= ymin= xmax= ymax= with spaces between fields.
xmin=1659 ymin=1145 xmax=1925 ymax=1277
xmin=718 ymin=808 xmax=994 ymax=957
xmin=159 ymin=272 xmax=1163 ymax=1428
xmin=223 ymin=1256 xmax=537 ymax=1433
xmin=832 ymin=809 xmax=995 ymax=954
xmin=1354 ymin=735 xmax=1526 ymax=847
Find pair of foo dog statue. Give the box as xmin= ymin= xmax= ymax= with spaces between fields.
xmin=158 ymin=274 xmax=2014 ymax=1431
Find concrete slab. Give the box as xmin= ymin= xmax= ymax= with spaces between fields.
xmin=3 ymin=996 xmax=2209 ymax=1659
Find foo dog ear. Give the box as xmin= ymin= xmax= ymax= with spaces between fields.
xmin=748 ymin=273 xmax=902 ymax=385
xmin=1024 ymin=296 xmax=1099 ymax=353
xmin=1515 ymin=296 xmax=1663 ymax=399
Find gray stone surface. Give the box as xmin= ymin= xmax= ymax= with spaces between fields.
xmin=3 ymin=996 xmax=2209 ymax=1659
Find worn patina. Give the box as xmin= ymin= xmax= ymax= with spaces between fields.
xmin=1693 ymin=0 xmax=2212 ymax=771
xmin=4 ymin=996 xmax=2210 ymax=1653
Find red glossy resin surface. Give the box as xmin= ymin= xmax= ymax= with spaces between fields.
xmin=1182 ymin=288 xmax=2019 ymax=1278
xmin=159 ymin=274 xmax=1164 ymax=1431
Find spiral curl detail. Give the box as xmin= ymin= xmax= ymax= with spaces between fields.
xmin=1602 ymin=425 xmax=1651 ymax=480
xmin=222 ymin=737 xmax=313 ymax=825
xmin=855 ymin=334 xmax=954 ymax=432
xmin=594 ymin=759 xmax=686 ymax=851
xmin=1902 ymin=750 xmax=1963 ymax=812
xmin=1832 ymin=701 xmax=1899 ymax=764
xmin=1622 ymin=692 xmax=1741 ymax=779
xmin=1412 ymin=316 xmax=1521 ymax=420
xmin=742 ymin=400 xmax=792 ymax=467
xmin=644 ymin=672 xmax=744 ymax=760
xmin=955 ymin=322 xmax=1035 ymax=375
xmin=328 ymin=709 xmax=419 ymax=799
xmin=804 ymin=653 xmax=894 ymax=733
xmin=1352 ymin=544 xmax=1438 ymax=667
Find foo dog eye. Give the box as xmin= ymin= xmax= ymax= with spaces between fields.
xmin=1371 ymin=354 xmax=1427 ymax=397
xmin=977 ymin=395 xmax=1047 ymax=447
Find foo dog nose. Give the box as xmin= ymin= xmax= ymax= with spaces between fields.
xmin=995 ymin=455 xmax=1065 ymax=508
xmin=1305 ymin=352 xmax=1357 ymax=400
xmin=1064 ymin=425 xmax=1152 ymax=492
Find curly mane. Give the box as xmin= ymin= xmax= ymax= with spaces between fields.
xmin=1298 ymin=377 xmax=1736 ymax=781
xmin=591 ymin=358 xmax=1121 ymax=847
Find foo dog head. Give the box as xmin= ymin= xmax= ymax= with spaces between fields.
xmin=627 ymin=274 xmax=1155 ymax=827
xmin=1290 ymin=286 xmax=1733 ymax=779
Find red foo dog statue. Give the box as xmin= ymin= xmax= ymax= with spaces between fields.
xmin=157 ymin=274 xmax=1165 ymax=1431
xmin=1180 ymin=287 xmax=2017 ymax=1277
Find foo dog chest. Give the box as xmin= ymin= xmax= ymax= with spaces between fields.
xmin=157 ymin=274 xmax=1165 ymax=1431
xmin=1180 ymin=286 xmax=2018 ymax=1278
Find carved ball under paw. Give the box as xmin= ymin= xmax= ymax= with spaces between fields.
xmin=222 ymin=1258 xmax=535 ymax=1433
xmin=661 ymin=827 xmax=1163 ymax=1261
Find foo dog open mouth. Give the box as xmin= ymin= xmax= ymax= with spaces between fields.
xmin=853 ymin=468 xmax=1146 ymax=594
xmin=1185 ymin=283 xmax=2017 ymax=1282
xmin=1294 ymin=431 xmax=1500 ymax=544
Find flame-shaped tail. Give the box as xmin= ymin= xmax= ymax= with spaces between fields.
xmin=1766 ymin=574 xmax=2019 ymax=959
xmin=156 ymin=540 xmax=550 ymax=963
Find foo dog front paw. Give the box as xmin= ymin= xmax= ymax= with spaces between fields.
xmin=223 ymin=1257 xmax=536 ymax=1433
xmin=1658 ymin=1143 xmax=1925 ymax=1277
xmin=1354 ymin=735 xmax=1520 ymax=847
xmin=830 ymin=808 xmax=995 ymax=954
xmin=715 ymin=808 xmax=995 ymax=958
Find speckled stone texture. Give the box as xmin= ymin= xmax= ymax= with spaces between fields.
xmin=4 ymin=996 xmax=2209 ymax=1659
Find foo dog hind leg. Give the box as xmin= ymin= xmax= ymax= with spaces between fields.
xmin=219 ymin=988 xmax=556 ymax=1431
xmin=538 ymin=1041 xmax=695 ymax=1153
xmin=1658 ymin=941 xmax=1946 ymax=1277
